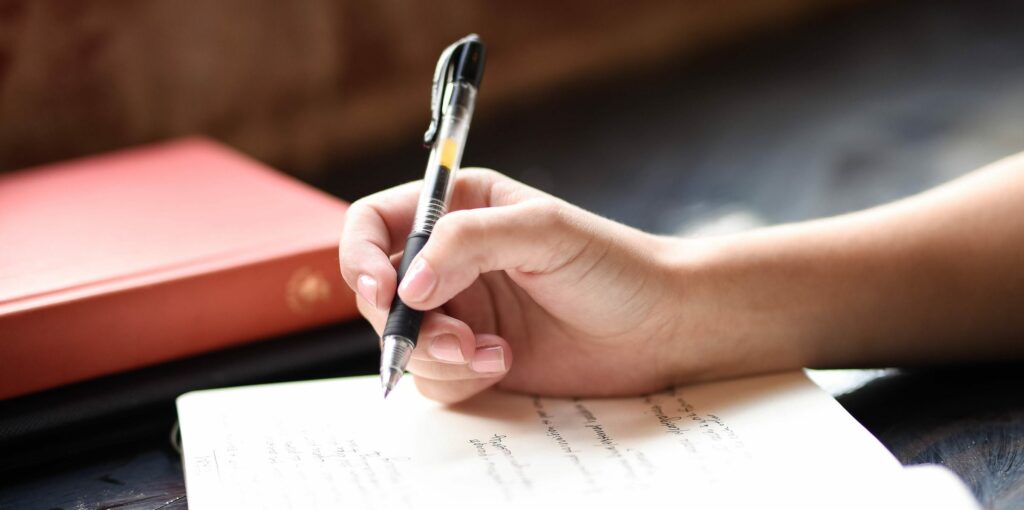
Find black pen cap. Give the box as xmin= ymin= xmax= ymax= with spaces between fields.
xmin=453 ymin=38 xmax=486 ymax=89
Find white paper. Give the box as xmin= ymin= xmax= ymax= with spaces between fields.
xmin=177 ymin=371 xmax=978 ymax=509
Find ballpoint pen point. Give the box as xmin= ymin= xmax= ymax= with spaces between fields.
xmin=381 ymin=365 xmax=402 ymax=399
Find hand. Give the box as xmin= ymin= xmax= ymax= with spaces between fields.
xmin=339 ymin=169 xmax=692 ymax=403
xmin=344 ymin=153 xmax=1024 ymax=403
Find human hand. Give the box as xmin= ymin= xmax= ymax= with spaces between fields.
xmin=339 ymin=169 xmax=697 ymax=403
xmin=344 ymin=153 xmax=1024 ymax=404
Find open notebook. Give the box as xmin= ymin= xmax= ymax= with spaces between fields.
xmin=177 ymin=371 xmax=979 ymax=509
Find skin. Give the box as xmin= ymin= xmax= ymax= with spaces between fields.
xmin=339 ymin=154 xmax=1024 ymax=404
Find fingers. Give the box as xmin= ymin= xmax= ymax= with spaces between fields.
xmin=341 ymin=168 xmax=540 ymax=403
xmin=339 ymin=181 xmax=421 ymax=310
xmin=355 ymin=296 xmax=512 ymax=384
xmin=397 ymin=198 xmax=593 ymax=310
xmin=340 ymin=169 xmax=537 ymax=311
xmin=356 ymin=296 xmax=477 ymax=363
xmin=406 ymin=333 xmax=511 ymax=380
xmin=412 ymin=334 xmax=511 ymax=404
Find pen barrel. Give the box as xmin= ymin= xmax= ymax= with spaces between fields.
xmin=411 ymin=84 xmax=476 ymax=235
xmin=386 ymin=81 xmax=478 ymax=345
xmin=382 ymin=233 xmax=430 ymax=345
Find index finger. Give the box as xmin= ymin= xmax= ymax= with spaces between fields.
xmin=339 ymin=181 xmax=421 ymax=309
xmin=339 ymin=169 xmax=534 ymax=309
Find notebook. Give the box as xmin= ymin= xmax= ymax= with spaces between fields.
xmin=176 ymin=371 xmax=980 ymax=509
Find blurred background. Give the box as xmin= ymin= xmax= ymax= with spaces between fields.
xmin=2 ymin=0 xmax=1021 ymax=235
xmin=3 ymin=1 xmax=1024 ymax=507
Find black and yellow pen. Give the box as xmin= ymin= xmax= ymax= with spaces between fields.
xmin=380 ymin=34 xmax=486 ymax=397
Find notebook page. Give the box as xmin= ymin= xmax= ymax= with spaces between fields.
xmin=178 ymin=371 xmax=911 ymax=509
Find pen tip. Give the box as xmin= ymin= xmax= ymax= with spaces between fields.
xmin=380 ymin=368 xmax=402 ymax=399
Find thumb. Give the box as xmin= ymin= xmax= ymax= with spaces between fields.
xmin=396 ymin=198 xmax=591 ymax=310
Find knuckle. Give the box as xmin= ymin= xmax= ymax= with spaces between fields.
xmin=462 ymin=167 xmax=501 ymax=181
xmin=526 ymin=198 xmax=567 ymax=228
xmin=435 ymin=210 xmax=478 ymax=247
xmin=491 ymin=177 xmax=527 ymax=205
xmin=345 ymin=198 xmax=372 ymax=223
xmin=339 ymin=207 xmax=370 ymax=251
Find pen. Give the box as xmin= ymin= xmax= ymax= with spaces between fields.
xmin=380 ymin=34 xmax=486 ymax=398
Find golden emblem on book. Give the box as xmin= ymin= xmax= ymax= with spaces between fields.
xmin=286 ymin=266 xmax=332 ymax=313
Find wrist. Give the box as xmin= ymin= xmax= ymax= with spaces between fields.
xmin=655 ymin=229 xmax=820 ymax=385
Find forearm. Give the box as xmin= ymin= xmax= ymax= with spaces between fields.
xmin=671 ymin=152 xmax=1024 ymax=380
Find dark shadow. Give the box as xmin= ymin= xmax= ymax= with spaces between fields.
xmin=839 ymin=365 xmax=1024 ymax=509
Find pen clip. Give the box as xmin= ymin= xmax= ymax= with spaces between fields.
xmin=423 ymin=34 xmax=480 ymax=148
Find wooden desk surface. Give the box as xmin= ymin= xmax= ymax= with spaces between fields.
xmin=3 ymin=0 xmax=1024 ymax=507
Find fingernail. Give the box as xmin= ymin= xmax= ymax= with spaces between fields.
xmin=470 ymin=346 xmax=506 ymax=373
xmin=399 ymin=258 xmax=437 ymax=303
xmin=429 ymin=334 xmax=464 ymax=363
xmin=357 ymin=274 xmax=379 ymax=308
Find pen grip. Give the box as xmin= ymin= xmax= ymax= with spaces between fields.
xmin=383 ymin=233 xmax=430 ymax=345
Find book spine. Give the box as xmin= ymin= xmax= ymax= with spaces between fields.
xmin=0 ymin=245 xmax=359 ymax=399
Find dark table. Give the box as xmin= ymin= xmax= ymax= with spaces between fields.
xmin=3 ymin=0 xmax=1024 ymax=507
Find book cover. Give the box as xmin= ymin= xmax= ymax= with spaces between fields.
xmin=0 ymin=138 xmax=359 ymax=399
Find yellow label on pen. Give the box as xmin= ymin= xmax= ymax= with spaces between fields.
xmin=440 ymin=138 xmax=458 ymax=169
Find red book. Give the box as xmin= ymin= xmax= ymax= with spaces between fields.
xmin=0 ymin=138 xmax=358 ymax=399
